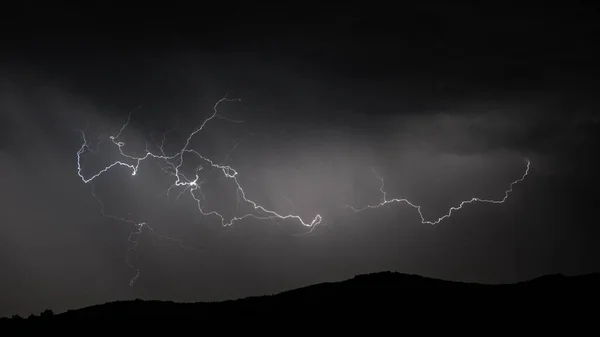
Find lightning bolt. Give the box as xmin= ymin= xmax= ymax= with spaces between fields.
xmin=345 ymin=159 xmax=531 ymax=225
xmin=77 ymin=94 xmax=530 ymax=285
xmin=76 ymin=96 xmax=322 ymax=285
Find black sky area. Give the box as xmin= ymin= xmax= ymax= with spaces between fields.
xmin=1 ymin=3 xmax=599 ymax=317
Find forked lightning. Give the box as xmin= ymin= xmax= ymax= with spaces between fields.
xmin=76 ymin=96 xmax=529 ymax=285
xmin=345 ymin=160 xmax=530 ymax=224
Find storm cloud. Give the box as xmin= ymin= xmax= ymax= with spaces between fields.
xmin=1 ymin=37 xmax=599 ymax=318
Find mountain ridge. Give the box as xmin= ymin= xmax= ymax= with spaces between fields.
xmin=3 ymin=271 xmax=598 ymax=323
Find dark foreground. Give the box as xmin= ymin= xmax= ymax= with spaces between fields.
xmin=2 ymin=271 xmax=598 ymax=326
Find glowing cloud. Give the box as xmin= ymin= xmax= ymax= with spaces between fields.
xmin=76 ymin=96 xmax=530 ymax=285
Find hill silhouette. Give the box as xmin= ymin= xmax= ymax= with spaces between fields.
xmin=2 ymin=271 xmax=599 ymax=324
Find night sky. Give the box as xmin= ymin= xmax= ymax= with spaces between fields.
xmin=1 ymin=3 xmax=599 ymax=317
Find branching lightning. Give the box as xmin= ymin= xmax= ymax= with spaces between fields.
xmin=76 ymin=95 xmax=530 ymax=285
xmin=76 ymin=96 xmax=322 ymax=285
xmin=345 ymin=159 xmax=530 ymax=225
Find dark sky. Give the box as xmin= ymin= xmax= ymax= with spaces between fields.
xmin=1 ymin=3 xmax=600 ymax=317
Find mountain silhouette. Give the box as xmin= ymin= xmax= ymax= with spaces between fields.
xmin=3 ymin=271 xmax=598 ymax=325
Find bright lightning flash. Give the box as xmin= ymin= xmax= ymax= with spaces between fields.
xmin=76 ymin=96 xmax=322 ymax=285
xmin=345 ymin=159 xmax=530 ymax=225
xmin=76 ymin=95 xmax=530 ymax=285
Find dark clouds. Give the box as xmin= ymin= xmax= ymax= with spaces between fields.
xmin=2 ymin=58 xmax=599 ymax=318
xmin=1 ymin=3 xmax=600 ymax=318
xmin=0 ymin=82 xmax=133 ymax=316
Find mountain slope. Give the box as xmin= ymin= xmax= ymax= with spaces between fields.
xmin=3 ymin=271 xmax=599 ymax=323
